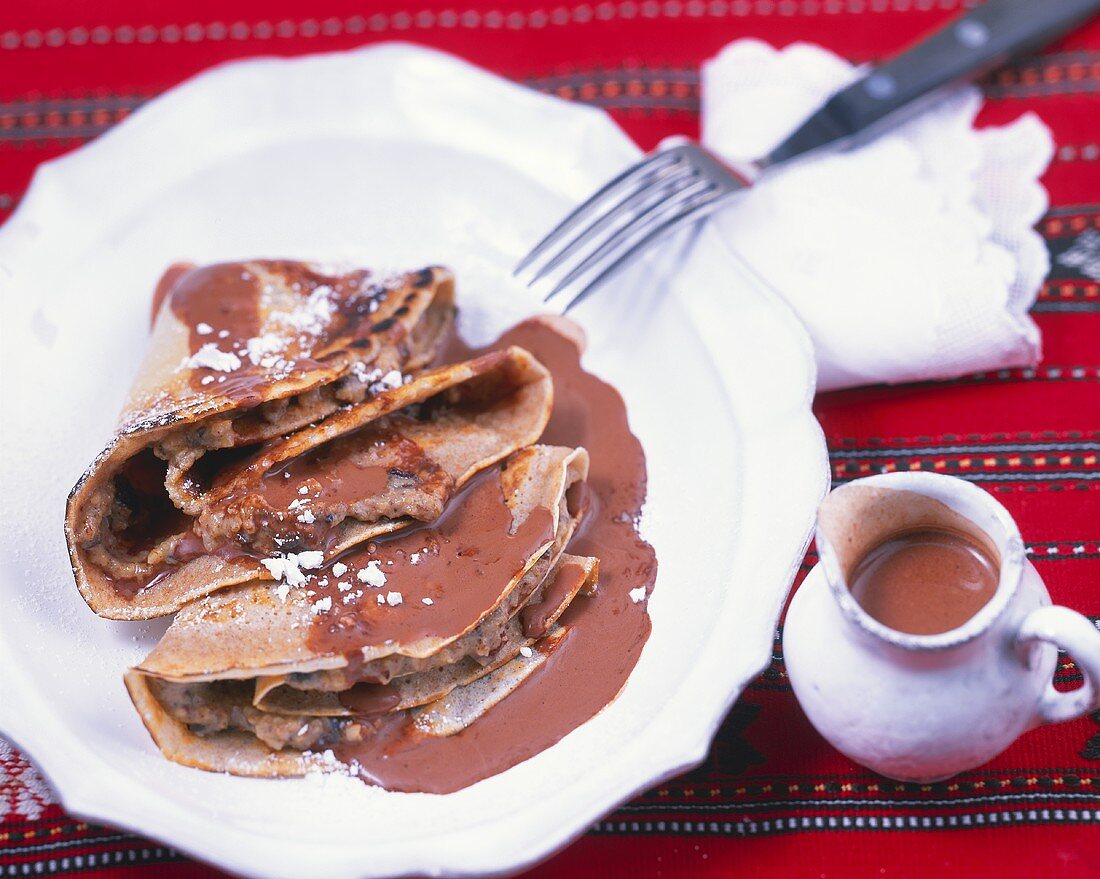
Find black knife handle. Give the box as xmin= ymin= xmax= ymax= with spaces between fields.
xmin=766 ymin=0 xmax=1100 ymax=166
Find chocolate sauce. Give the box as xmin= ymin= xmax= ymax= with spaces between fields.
xmin=169 ymin=264 xmax=265 ymax=403
xmin=849 ymin=527 xmax=999 ymax=635
xmin=305 ymin=467 xmax=554 ymax=656
xmin=331 ymin=319 xmax=657 ymax=793
xmin=164 ymin=261 xmax=401 ymax=406
xmin=262 ymin=429 xmax=401 ymax=510
xmin=520 ymin=559 xmax=588 ymax=639
xmin=208 ymin=424 xmax=448 ymax=555
xmin=338 ymin=684 xmax=404 ymax=716
xmin=171 ymin=263 xmax=263 ymax=353
xmin=150 ymin=262 xmax=194 ymax=327
xmin=109 ymin=569 xmax=171 ymax=601
xmin=260 ymin=431 xmax=396 ymax=512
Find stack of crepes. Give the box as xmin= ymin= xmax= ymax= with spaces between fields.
xmin=65 ymin=260 xmax=597 ymax=778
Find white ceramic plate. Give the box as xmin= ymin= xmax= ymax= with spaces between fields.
xmin=0 ymin=44 xmax=827 ymax=879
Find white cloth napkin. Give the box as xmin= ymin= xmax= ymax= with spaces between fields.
xmin=701 ymin=40 xmax=1053 ymax=392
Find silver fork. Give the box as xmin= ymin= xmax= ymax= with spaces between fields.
xmin=516 ymin=0 xmax=1100 ymax=313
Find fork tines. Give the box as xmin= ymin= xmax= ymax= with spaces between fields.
xmin=514 ymin=144 xmax=747 ymax=312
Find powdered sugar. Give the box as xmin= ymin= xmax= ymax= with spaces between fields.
xmin=243 ymin=333 xmax=286 ymax=366
xmin=185 ymin=343 xmax=241 ymax=373
xmin=282 ymin=285 xmax=336 ymax=338
xmin=260 ymin=556 xmax=305 ymax=588
xmin=352 ymin=363 xmax=382 ymax=385
xmin=260 ymin=551 xmax=325 ymax=591
xmin=356 ymin=561 xmax=387 ymax=588
xmin=375 ymin=370 xmax=403 ymax=392
xmin=296 ymin=551 xmax=325 ymax=570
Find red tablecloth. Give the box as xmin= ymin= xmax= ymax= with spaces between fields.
xmin=2 ymin=2 xmax=1099 ymax=877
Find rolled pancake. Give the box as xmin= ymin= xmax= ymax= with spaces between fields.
xmin=66 ymin=261 xmax=454 ymax=617
xmin=256 ymin=555 xmax=598 ymax=716
xmin=68 ymin=340 xmax=551 ymax=619
xmin=123 ymin=622 xmax=575 ymax=778
xmin=124 ymin=446 xmax=592 ymax=776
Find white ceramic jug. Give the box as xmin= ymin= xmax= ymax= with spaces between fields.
xmin=785 ymin=471 xmax=1100 ymax=783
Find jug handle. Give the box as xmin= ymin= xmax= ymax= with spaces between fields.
xmin=1017 ymin=605 xmax=1100 ymax=724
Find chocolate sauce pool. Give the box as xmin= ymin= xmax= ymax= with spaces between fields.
xmin=327 ymin=320 xmax=656 ymax=793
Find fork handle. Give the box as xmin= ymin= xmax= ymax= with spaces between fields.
xmin=767 ymin=0 xmax=1100 ymax=166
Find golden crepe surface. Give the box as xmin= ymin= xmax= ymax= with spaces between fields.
xmin=124 ymin=446 xmax=594 ymax=778
xmin=65 ymin=263 xmax=557 ymax=620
